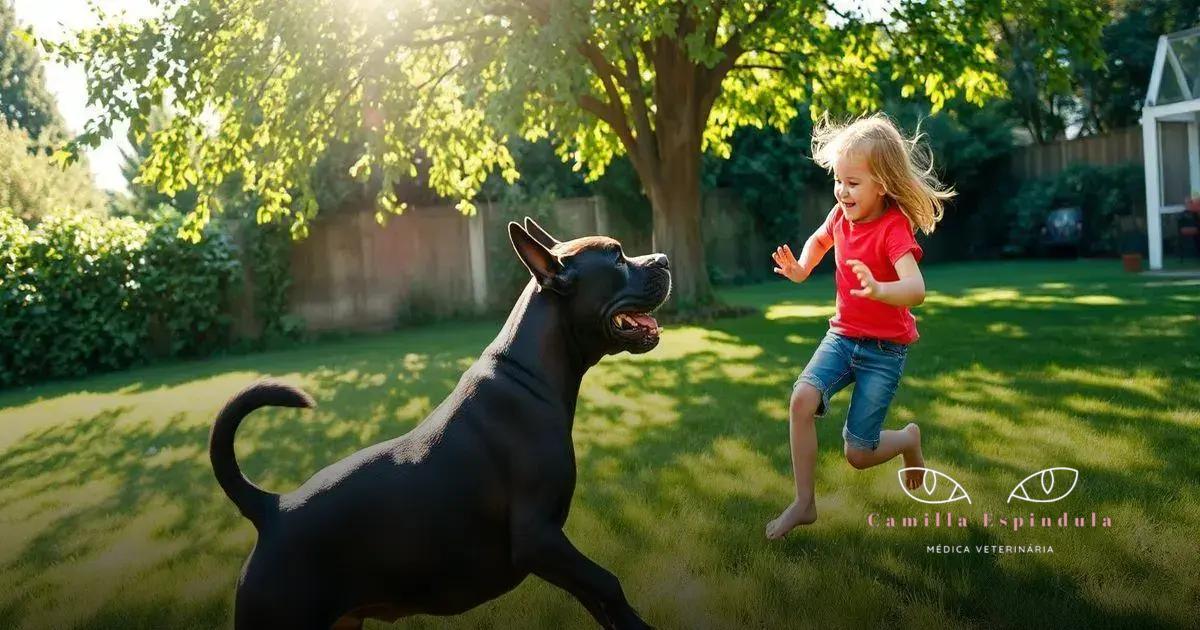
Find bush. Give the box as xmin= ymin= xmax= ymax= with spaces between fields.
xmin=239 ymin=216 xmax=303 ymax=346
xmin=0 ymin=207 xmax=241 ymax=387
xmin=141 ymin=208 xmax=242 ymax=356
xmin=1004 ymin=163 xmax=1144 ymax=256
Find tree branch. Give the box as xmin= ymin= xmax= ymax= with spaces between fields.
xmin=513 ymin=0 xmax=646 ymax=170
xmin=577 ymin=39 xmax=641 ymax=156
xmin=619 ymin=42 xmax=657 ymax=164
xmin=413 ymin=57 xmax=467 ymax=92
xmin=704 ymin=0 xmax=731 ymax=50
xmin=699 ymin=0 xmax=782 ymax=126
xmin=577 ymin=94 xmax=636 ymax=152
xmin=733 ymin=64 xmax=785 ymax=71
xmin=404 ymin=28 xmax=504 ymax=49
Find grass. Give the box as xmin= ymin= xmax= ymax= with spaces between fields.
xmin=1 ymin=260 xmax=1198 ymax=629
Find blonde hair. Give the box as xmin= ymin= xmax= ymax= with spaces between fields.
xmin=811 ymin=113 xmax=953 ymax=235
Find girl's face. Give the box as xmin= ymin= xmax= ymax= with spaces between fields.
xmin=833 ymin=152 xmax=887 ymax=223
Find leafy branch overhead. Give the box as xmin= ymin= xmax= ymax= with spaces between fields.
xmin=51 ymin=0 xmax=1103 ymax=241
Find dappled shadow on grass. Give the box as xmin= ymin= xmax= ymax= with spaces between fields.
xmin=1 ymin=261 xmax=1198 ymax=629
xmin=0 ymin=325 xmax=495 ymax=630
xmin=0 ymin=319 xmax=505 ymax=413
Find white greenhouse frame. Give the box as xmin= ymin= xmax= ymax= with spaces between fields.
xmin=1143 ymin=26 xmax=1200 ymax=269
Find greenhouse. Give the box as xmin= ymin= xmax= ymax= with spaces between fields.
xmin=1143 ymin=26 xmax=1200 ymax=269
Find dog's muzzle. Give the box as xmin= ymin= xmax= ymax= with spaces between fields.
xmin=607 ymin=265 xmax=671 ymax=353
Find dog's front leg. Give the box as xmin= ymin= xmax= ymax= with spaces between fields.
xmin=512 ymin=520 xmax=653 ymax=630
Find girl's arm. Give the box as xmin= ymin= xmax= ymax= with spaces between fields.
xmin=845 ymin=253 xmax=925 ymax=306
xmin=773 ymin=229 xmax=833 ymax=283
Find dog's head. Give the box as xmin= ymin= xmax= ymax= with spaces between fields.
xmin=509 ymin=217 xmax=671 ymax=355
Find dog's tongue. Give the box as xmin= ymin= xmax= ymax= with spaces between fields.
xmin=631 ymin=313 xmax=658 ymax=328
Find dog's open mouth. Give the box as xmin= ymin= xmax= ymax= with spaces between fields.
xmin=611 ymin=311 xmax=661 ymax=337
xmin=609 ymin=307 xmax=663 ymax=352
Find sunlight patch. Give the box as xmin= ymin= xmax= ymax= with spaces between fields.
xmin=985 ymin=322 xmax=1028 ymax=338
xmin=638 ymin=327 xmax=763 ymax=361
xmin=672 ymin=437 xmax=780 ymax=501
xmin=764 ymin=303 xmax=836 ymax=321
xmin=1069 ymin=295 xmax=1127 ymax=306
xmin=1045 ymin=366 xmax=1167 ymax=402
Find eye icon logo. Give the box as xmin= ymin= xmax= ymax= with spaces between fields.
xmin=896 ymin=467 xmax=1080 ymax=505
xmin=897 ymin=468 xmax=972 ymax=505
xmin=1007 ymin=467 xmax=1079 ymax=504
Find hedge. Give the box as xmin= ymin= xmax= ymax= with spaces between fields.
xmin=0 ymin=208 xmax=240 ymax=387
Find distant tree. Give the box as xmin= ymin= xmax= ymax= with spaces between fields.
xmin=111 ymin=108 xmax=198 ymax=218
xmin=1000 ymin=0 xmax=1200 ymax=142
xmin=0 ymin=122 xmax=104 ymax=222
xmin=1074 ymin=0 xmax=1200 ymax=135
xmin=0 ymin=1 xmax=65 ymax=144
xmin=996 ymin=3 xmax=1108 ymax=143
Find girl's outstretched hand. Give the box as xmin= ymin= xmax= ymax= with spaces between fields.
xmin=772 ymin=245 xmax=807 ymax=283
xmin=846 ymin=259 xmax=880 ymax=298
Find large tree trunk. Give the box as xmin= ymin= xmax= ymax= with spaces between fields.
xmin=643 ymin=135 xmax=714 ymax=309
xmin=637 ymin=34 xmax=717 ymax=311
xmin=577 ymin=20 xmax=751 ymax=312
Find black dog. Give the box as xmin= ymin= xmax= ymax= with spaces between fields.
xmin=210 ymin=218 xmax=670 ymax=629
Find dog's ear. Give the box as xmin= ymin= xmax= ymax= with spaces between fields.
xmin=509 ymin=222 xmax=573 ymax=294
xmin=524 ymin=217 xmax=560 ymax=249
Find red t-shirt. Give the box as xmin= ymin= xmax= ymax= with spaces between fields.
xmin=820 ymin=204 xmax=923 ymax=344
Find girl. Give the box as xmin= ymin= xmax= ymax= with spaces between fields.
xmin=766 ymin=114 xmax=952 ymax=540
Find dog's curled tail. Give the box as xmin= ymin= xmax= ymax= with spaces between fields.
xmin=210 ymin=379 xmax=315 ymax=528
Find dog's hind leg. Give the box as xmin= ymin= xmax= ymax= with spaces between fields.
xmin=235 ymin=600 xmax=347 ymax=630
xmin=235 ymin=565 xmax=346 ymax=630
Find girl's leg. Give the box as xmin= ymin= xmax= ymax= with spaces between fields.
xmin=844 ymin=423 xmax=924 ymax=487
xmin=842 ymin=341 xmax=924 ymax=488
xmin=766 ymin=384 xmax=822 ymax=539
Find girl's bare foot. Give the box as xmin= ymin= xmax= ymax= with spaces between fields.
xmin=765 ymin=496 xmax=816 ymax=540
xmin=901 ymin=423 xmax=924 ymax=490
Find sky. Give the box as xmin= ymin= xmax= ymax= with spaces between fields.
xmin=13 ymin=0 xmax=895 ymax=193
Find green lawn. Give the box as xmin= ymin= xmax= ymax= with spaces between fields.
xmin=1 ymin=260 xmax=1198 ymax=629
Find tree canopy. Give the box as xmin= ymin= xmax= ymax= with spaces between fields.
xmin=53 ymin=1 xmax=1098 ymax=231
xmin=54 ymin=0 xmax=1105 ymax=306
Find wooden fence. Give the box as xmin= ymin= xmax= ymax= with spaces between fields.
xmin=1010 ymin=123 xmax=1190 ymax=206
xmin=1009 ymin=126 xmax=1144 ymax=179
xmin=276 ymin=190 xmax=797 ymax=333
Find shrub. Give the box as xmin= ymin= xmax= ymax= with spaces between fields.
xmin=141 ymin=208 xmax=242 ymax=357
xmin=0 ymin=207 xmax=240 ymax=387
xmin=1004 ymin=163 xmax=1144 ymax=256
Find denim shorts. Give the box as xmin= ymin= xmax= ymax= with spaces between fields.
xmin=794 ymin=331 xmax=909 ymax=451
